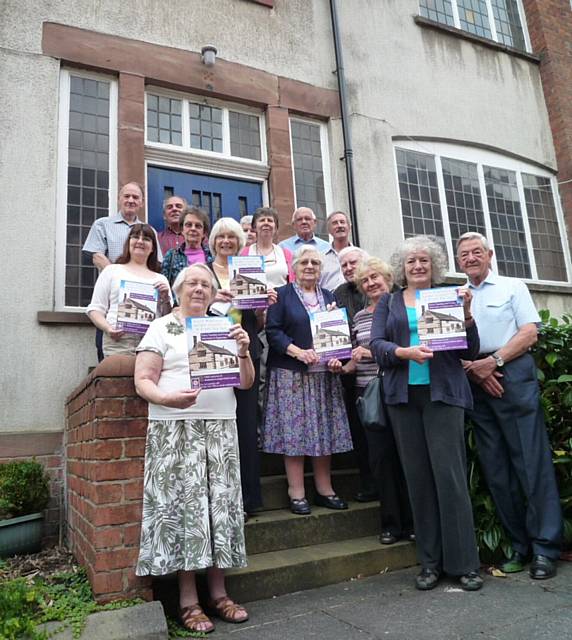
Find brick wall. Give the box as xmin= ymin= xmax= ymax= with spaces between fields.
xmin=65 ymin=355 xmax=152 ymax=602
xmin=524 ymin=0 xmax=572 ymax=235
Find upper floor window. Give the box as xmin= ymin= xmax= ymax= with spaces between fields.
xmin=145 ymin=90 xmax=265 ymax=163
xmin=56 ymin=70 xmax=117 ymax=310
xmin=394 ymin=142 xmax=571 ymax=283
xmin=419 ymin=0 xmax=528 ymax=51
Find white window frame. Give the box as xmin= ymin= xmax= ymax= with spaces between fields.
xmin=423 ymin=0 xmax=532 ymax=52
xmin=55 ymin=68 xmax=118 ymax=312
xmin=145 ymin=87 xmax=267 ymax=167
xmin=393 ymin=140 xmax=572 ymax=285
xmin=288 ymin=116 xmax=334 ymax=227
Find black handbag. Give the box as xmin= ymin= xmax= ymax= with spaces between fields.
xmin=356 ymin=373 xmax=387 ymax=429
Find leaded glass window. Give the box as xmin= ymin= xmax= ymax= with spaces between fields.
xmin=396 ymin=149 xmax=443 ymax=238
xmin=490 ymin=0 xmax=525 ymax=49
xmin=189 ymin=103 xmax=223 ymax=153
xmin=522 ymin=174 xmax=568 ymax=281
xmin=419 ymin=0 xmax=455 ymax=26
xmin=291 ymin=120 xmax=327 ymax=237
xmin=457 ymin=0 xmax=492 ymax=38
xmin=66 ymin=75 xmax=111 ymax=307
xmin=229 ymin=111 xmax=261 ymax=161
xmin=147 ymin=94 xmax=182 ymax=145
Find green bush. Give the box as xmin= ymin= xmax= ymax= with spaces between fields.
xmin=467 ymin=310 xmax=572 ymax=563
xmin=0 ymin=460 xmax=50 ymax=519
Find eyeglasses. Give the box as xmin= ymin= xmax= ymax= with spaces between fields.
xmin=298 ymin=259 xmax=321 ymax=266
xmin=130 ymin=234 xmax=153 ymax=242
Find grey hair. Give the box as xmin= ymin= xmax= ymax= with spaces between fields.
xmin=326 ymin=210 xmax=350 ymax=224
xmin=240 ymin=215 xmax=253 ymax=226
xmin=337 ymin=246 xmax=368 ymax=264
xmin=292 ymin=245 xmax=324 ymax=269
xmin=162 ymin=195 xmax=188 ymax=211
xmin=208 ymin=217 xmax=246 ymax=255
xmin=391 ymin=235 xmax=448 ymax=287
xmin=172 ymin=264 xmax=218 ymax=300
xmin=355 ymin=257 xmax=394 ymax=294
xmin=291 ymin=207 xmax=316 ymax=223
xmin=456 ymin=231 xmax=490 ymax=252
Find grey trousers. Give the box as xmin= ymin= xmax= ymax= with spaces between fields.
xmin=387 ymin=385 xmax=480 ymax=575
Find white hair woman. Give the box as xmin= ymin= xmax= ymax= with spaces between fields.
xmin=134 ymin=264 xmax=254 ymax=633
xmin=262 ymin=245 xmax=353 ymax=515
xmin=370 ymin=235 xmax=482 ymax=592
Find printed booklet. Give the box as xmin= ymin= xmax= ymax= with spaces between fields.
xmin=415 ymin=286 xmax=467 ymax=351
xmin=186 ymin=315 xmax=240 ymax=389
xmin=310 ymin=307 xmax=352 ymax=363
xmin=116 ymin=280 xmax=158 ymax=334
xmin=228 ymin=255 xmax=268 ymax=309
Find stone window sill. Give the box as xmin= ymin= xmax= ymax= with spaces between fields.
xmin=414 ymin=15 xmax=540 ymax=65
xmin=37 ymin=311 xmax=92 ymax=325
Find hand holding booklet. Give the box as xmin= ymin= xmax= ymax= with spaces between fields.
xmin=415 ymin=287 xmax=467 ymax=351
xmin=310 ymin=307 xmax=352 ymax=363
xmin=228 ymin=255 xmax=268 ymax=309
xmin=116 ymin=280 xmax=158 ymax=334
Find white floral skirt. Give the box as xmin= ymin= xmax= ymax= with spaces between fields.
xmin=135 ymin=418 xmax=247 ymax=576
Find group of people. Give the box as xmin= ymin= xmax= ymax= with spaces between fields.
xmin=81 ymin=181 xmax=562 ymax=633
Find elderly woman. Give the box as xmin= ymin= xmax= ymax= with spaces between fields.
xmin=370 ymin=236 xmax=482 ymax=591
xmin=162 ymin=206 xmax=211 ymax=286
xmin=240 ymin=207 xmax=295 ymax=287
xmin=87 ymin=223 xmax=171 ymax=357
xmin=263 ymin=245 xmax=353 ymax=515
xmin=209 ymin=217 xmax=267 ymax=516
xmin=134 ymin=264 xmax=254 ymax=633
xmin=343 ymin=257 xmax=413 ymax=543
xmin=240 ymin=214 xmax=257 ymax=247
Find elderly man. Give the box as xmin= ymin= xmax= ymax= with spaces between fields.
xmin=320 ymin=211 xmax=353 ymax=292
xmin=82 ymin=181 xmax=162 ymax=360
xmin=334 ymin=247 xmax=368 ymax=324
xmin=457 ymin=231 xmax=561 ymax=579
xmin=157 ymin=195 xmax=187 ymax=254
xmin=279 ymin=207 xmax=330 ymax=254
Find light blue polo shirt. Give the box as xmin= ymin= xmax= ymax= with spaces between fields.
xmin=279 ymin=234 xmax=331 ymax=255
xmin=467 ymin=270 xmax=540 ymax=354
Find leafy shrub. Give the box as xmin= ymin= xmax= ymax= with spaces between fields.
xmin=467 ymin=311 xmax=572 ymax=563
xmin=0 ymin=460 xmax=50 ymax=519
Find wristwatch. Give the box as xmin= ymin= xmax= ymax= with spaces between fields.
xmin=491 ymin=352 xmax=504 ymax=368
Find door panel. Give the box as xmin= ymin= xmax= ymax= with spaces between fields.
xmin=147 ymin=166 xmax=263 ymax=232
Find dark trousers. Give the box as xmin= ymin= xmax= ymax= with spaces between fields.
xmin=469 ymin=353 xmax=562 ymax=559
xmin=95 ymin=328 xmax=104 ymax=362
xmin=235 ymin=359 xmax=262 ymax=513
xmin=388 ymin=386 xmax=480 ymax=575
xmin=359 ymin=388 xmax=413 ymax=537
xmin=342 ymin=375 xmax=374 ymax=491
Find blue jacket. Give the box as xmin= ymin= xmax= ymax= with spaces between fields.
xmin=266 ymin=283 xmax=336 ymax=372
xmin=370 ymin=290 xmax=479 ymax=410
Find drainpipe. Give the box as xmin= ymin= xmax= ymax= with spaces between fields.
xmin=329 ymin=0 xmax=360 ymax=246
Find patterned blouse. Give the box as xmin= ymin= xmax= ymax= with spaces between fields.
xmin=352 ymin=307 xmax=378 ymax=388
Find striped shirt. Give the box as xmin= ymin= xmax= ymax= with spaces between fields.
xmin=352 ymin=308 xmax=378 ymax=388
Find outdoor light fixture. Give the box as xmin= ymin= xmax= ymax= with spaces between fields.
xmin=201 ymin=45 xmax=217 ymax=67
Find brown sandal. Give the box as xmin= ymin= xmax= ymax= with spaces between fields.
xmin=207 ymin=596 xmax=249 ymax=623
xmin=179 ymin=603 xmax=215 ymax=633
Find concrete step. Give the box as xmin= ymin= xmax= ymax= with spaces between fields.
xmin=260 ymin=451 xmax=358 ymax=476
xmin=245 ymin=502 xmax=380 ymax=555
xmin=226 ymin=536 xmax=418 ymax=603
xmin=259 ymin=468 xmax=362 ymax=511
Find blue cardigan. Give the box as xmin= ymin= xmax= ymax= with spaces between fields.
xmin=266 ymin=283 xmax=336 ymax=372
xmin=370 ymin=290 xmax=479 ymax=410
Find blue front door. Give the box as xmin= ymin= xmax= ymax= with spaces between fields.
xmin=147 ymin=166 xmax=263 ymax=232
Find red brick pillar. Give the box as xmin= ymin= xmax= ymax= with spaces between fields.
xmin=65 ymin=356 xmax=152 ymax=602
xmin=118 ymin=73 xmax=146 ymax=203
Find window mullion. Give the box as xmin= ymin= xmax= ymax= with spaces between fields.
xmin=181 ymin=99 xmax=190 ymax=151
xmin=476 ymin=163 xmax=499 ymax=274
xmin=451 ymin=0 xmax=461 ymax=29
xmin=515 ymin=0 xmax=532 ymax=52
xmin=515 ymin=173 xmax=538 ymax=280
xmin=222 ymin=108 xmax=231 ymax=157
xmin=484 ymin=0 xmax=499 ymax=42
xmin=434 ymin=155 xmax=456 ymax=273
xmin=550 ymin=176 xmax=572 ymax=281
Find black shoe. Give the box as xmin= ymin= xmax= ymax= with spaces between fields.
xmin=500 ymin=550 xmax=529 ymax=573
xmin=314 ymin=494 xmax=348 ymax=510
xmin=459 ymin=571 xmax=483 ymax=591
xmin=289 ymin=497 xmax=311 ymax=515
xmin=405 ymin=532 xmax=416 ymax=542
xmin=530 ymin=555 xmax=557 ymax=580
xmin=415 ymin=568 xmax=440 ymax=591
xmin=354 ymin=490 xmax=378 ymax=503
xmin=379 ymin=531 xmax=399 ymax=545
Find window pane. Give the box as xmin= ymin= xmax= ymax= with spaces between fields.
xmin=522 ymin=174 xmax=567 ymax=281
xmin=457 ymin=0 xmax=492 ymax=38
xmin=490 ymin=0 xmax=525 ymax=49
xmin=291 ymin=120 xmax=327 ymax=237
xmin=441 ymin=157 xmax=487 ymax=269
xmin=65 ymin=75 xmax=110 ymax=307
xmin=229 ymin=111 xmax=261 ymax=160
xmin=189 ymin=102 xmax=223 ymax=152
xmin=484 ymin=166 xmax=531 ymax=278
xmin=419 ymin=0 xmax=455 ymax=25
xmin=396 ymin=149 xmax=444 ymax=241
xmin=146 ymin=94 xmax=182 ymax=145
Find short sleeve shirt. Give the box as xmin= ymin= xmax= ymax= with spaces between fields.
xmin=136 ymin=313 xmax=237 ymax=421
xmin=468 ymin=270 xmax=540 ymax=354
xmin=279 ymin=234 xmax=331 ymax=255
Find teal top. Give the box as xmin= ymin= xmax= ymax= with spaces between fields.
xmin=406 ymin=306 xmax=430 ymax=385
